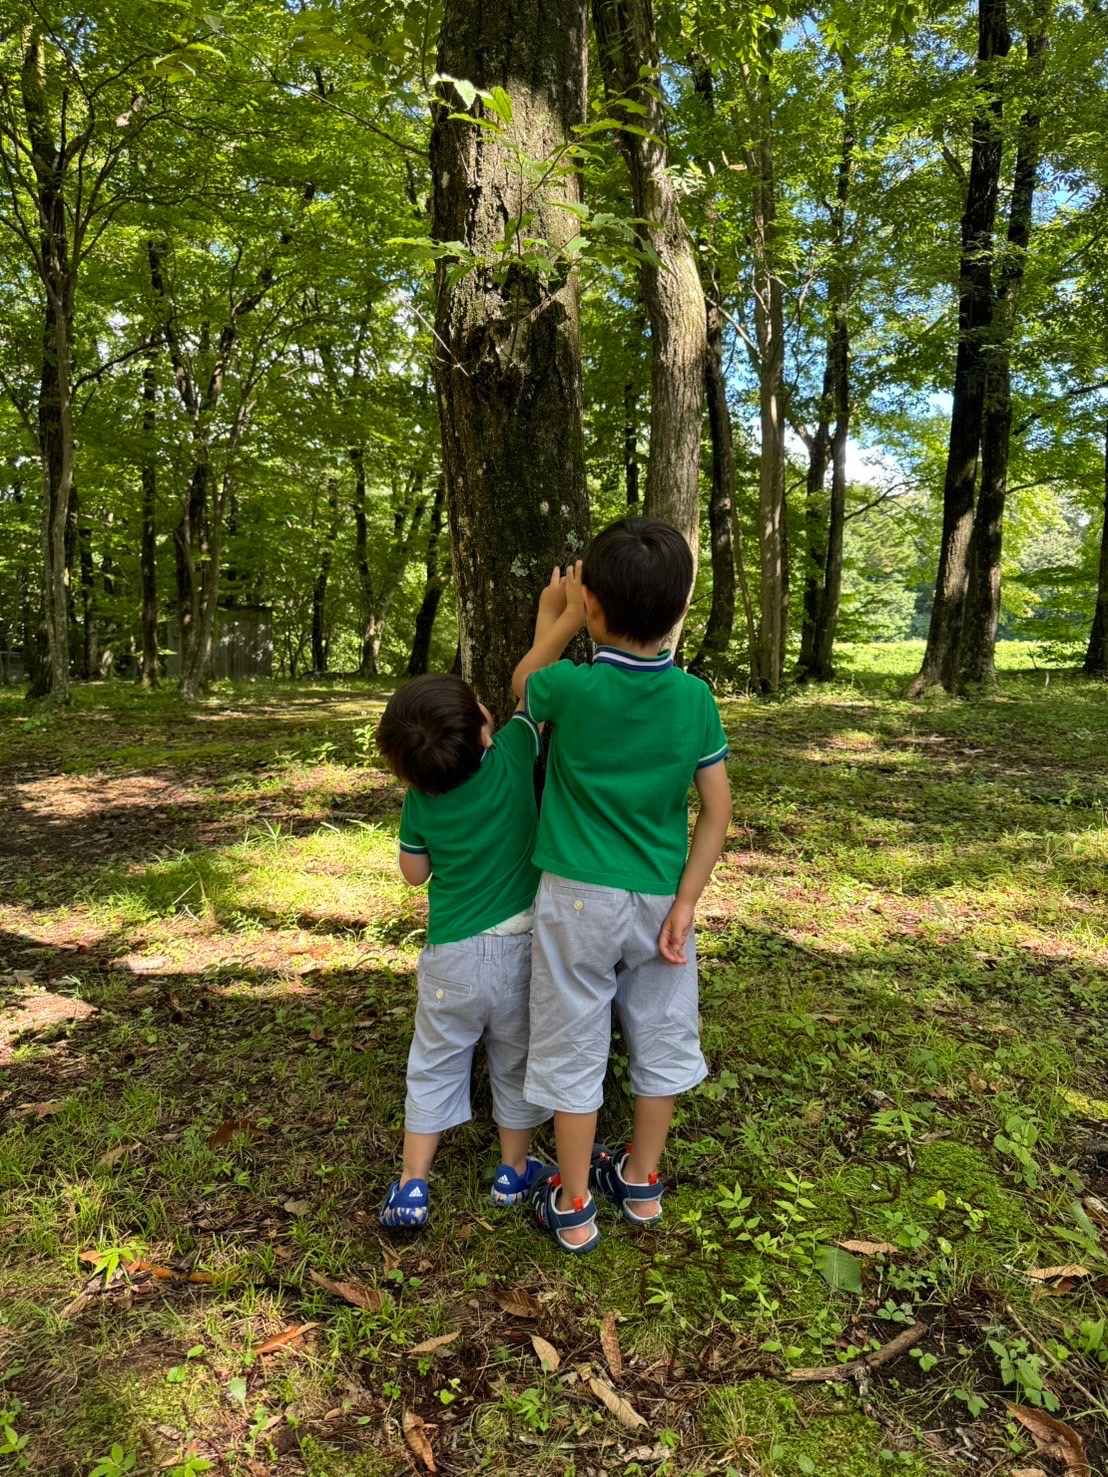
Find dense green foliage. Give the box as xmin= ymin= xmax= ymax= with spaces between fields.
xmin=2 ymin=1 xmax=1107 ymax=692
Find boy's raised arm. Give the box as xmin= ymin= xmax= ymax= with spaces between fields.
xmin=511 ymin=560 xmax=586 ymax=700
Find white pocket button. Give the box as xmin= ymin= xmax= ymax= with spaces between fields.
xmin=435 ymin=989 xmax=444 ymax=1000
xmin=573 ymin=900 xmax=584 ymax=913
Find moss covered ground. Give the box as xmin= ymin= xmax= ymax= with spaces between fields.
xmin=1 ymin=646 xmax=1106 ymax=1476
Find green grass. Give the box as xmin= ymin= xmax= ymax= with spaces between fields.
xmin=1 ymin=648 xmax=1107 ymax=1476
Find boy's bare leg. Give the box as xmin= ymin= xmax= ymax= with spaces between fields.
xmin=553 ymin=1108 xmax=597 ymax=1246
xmin=624 ymin=1094 xmax=676 ymax=1220
xmin=400 ymin=1131 xmax=440 ymax=1185
xmin=497 ymin=1125 xmax=531 ymax=1176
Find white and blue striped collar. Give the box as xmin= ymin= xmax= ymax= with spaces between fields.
xmin=594 ymin=645 xmax=673 ymax=671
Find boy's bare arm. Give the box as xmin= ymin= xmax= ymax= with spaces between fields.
xmin=511 ymin=561 xmax=586 ymax=699
xmin=398 ymin=851 xmax=431 ymax=886
xmin=659 ymin=761 xmax=732 ymax=965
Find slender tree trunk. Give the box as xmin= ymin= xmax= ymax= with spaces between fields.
xmin=593 ymin=0 xmax=706 ymax=595
xmin=960 ymin=5 xmax=1048 ymax=687
xmin=408 ymin=476 xmax=448 ymax=677
xmin=77 ymin=489 xmax=97 ymax=680
xmin=432 ymin=0 xmax=591 ymax=721
xmin=23 ymin=38 xmax=75 ymax=705
xmin=624 ymin=384 xmax=639 ymax=506
xmin=1083 ymin=425 xmax=1108 ymax=676
xmin=691 ymin=290 xmax=737 ymax=676
xmin=311 ymin=476 xmax=339 ymax=673
xmin=140 ymin=355 xmax=158 ymax=686
xmin=798 ymin=409 xmax=832 ymax=675
xmin=909 ymin=0 xmax=1010 ymax=696
xmin=799 ymin=78 xmax=855 ymax=681
xmin=744 ymin=108 xmax=788 ymax=691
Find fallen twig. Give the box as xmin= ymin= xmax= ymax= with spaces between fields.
xmin=788 ymin=1322 xmax=927 ymax=1383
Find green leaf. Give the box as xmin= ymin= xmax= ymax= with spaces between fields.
xmin=797 ymin=1458 xmax=816 ymax=1475
xmin=451 ymin=78 xmax=477 ymax=109
xmin=815 ymin=1245 xmax=863 ymax=1294
xmin=487 ymin=86 xmax=513 ymax=124
xmin=227 ymin=1376 xmax=247 ymax=1407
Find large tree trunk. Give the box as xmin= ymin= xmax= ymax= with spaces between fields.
xmin=432 ymin=0 xmax=591 ymax=721
xmin=593 ymin=0 xmax=706 ymax=593
xmin=959 ymin=5 xmax=1048 ymax=687
xmin=23 ymin=37 xmax=75 ymax=705
xmin=311 ymin=476 xmax=339 ymax=673
xmin=77 ymin=487 xmax=97 ymax=680
xmin=909 ymin=0 xmax=1010 ymax=696
xmin=408 ymin=476 xmax=448 ymax=677
xmin=1083 ymin=426 xmax=1108 ymax=676
xmin=140 ymin=355 xmax=159 ymax=687
xmin=798 ymin=403 xmax=832 ymax=675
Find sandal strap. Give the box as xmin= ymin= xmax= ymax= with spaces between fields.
xmin=592 ymin=1148 xmax=664 ymax=1208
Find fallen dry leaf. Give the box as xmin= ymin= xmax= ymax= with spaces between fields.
xmin=1010 ymin=1469 xmax=1047 ymax=1477
xmin=309 ymin=1270 xmax=391 ymax=1312
xmin=207 ymin=1120 xmax=262 ymax=1150
xmin=283 ymin=1198 xmax=311 ymax=1217
xmin=531 ymin=1334 xmax=560 ymax=1371
xmin=402 ymin=1409 xmax=437 ymax=1472
xmin=838 ymin=1239 xmax=898 ymax=1256
xmin=407 ymin=1331 xmax=459 ymax=1356
xmin=16 ymin=1100 xmax=63 ymax=1118
xmin=308 ymin=1024 xmax=325 ymax=1041
xmin=1025 ymin=1264 xmax=1090 ymax=1282
xmin=98 ymin=1142 xmax=140 ymax=1168
xmin=254 ymin=1322 xmax=319 ymax=1356
xmin=125 ymin=1258 xmax=214 ymax=1285
xmin=802 ymin=1102 xmax=826 ymax=1126
xmin=589 ymin=1376 xmax=646 ymax=1430
xmin=968 ymin=1070 xmax=992 ymax=1093
xmin=600 ymin=1310 xmax=623 ymax=1380
xmin=492 ymin=1287 xmax=543 ymax=1319
xmin=1006 ymin=1405 xmax=1090 ymax=1477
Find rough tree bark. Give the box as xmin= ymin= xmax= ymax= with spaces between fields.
xmin=909 ymin=0 xmax=1010 ymax=696
xmin=407 ymin=476 xmax=449 ymax=677
xmin=593 ymin=0 xmax=707 ymax=596
xmin=140 ymin=354 xmax=158 ymax=686
xmin=432 ymin=0 xmax=592 ymax=720
xmin=959 ymin=2 xmax=1048 ymax=687
xmin=1083 ymin=426 xmax=1108 ymax=676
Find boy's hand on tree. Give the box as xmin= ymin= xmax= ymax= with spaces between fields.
xmin=538 ymin=565 xmax=569 ymax=620
xmin=659 ymin=898 xmax=695 ymax=965
xmin=562 ymin=559 xmax=586 ymax=627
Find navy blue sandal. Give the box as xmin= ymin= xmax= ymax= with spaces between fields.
xmin=380 ymin=1178 xmax=430 ymax=1228
xmin=490 ymin=1156 xmax=548 ymax=1207
xmin=590 ymin=1144 xmax=664 ymax=1226
xmin=529 ymin=1167 xmax=600 ymax=1254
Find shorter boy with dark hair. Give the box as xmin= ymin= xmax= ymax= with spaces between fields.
xmin=512 ymin=517 xmax=733 ymax=1253
xmin=375 ymin=672 xmax=550 ymax=1227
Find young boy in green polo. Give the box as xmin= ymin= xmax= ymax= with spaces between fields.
xmin=375 ymin=674 xmax=550 ymax=1227
xmin=512 ymin=517 xmax=733 ymax=1253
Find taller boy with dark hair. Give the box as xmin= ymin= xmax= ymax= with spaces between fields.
xmin=512 ymin=517 xmax=733 ymax=1253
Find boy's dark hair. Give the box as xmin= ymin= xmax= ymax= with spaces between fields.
xmin=377 ymin=674 xmax=486 ymax=795
xmin=582 ymin=516 xmax=693 ymax=644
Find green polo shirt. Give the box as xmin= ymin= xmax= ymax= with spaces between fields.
xmin=398 ymin=712 xmax=542 ymax=945
xmin=525 ymin=647 xmax=729 ymax=895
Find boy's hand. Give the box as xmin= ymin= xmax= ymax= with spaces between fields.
xmin=537 ymin=565 xmax=569 ymax=621
xmin=659 ymin=898 xmax=695 ymax=965
xmin=562 ymin=559 xmax=586 ymax=627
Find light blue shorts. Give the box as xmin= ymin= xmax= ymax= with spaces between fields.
xmin=405 ymin=933 xmax=552 ymax=1135
xmin=523 ymin=874 xmax=708 ymax=1114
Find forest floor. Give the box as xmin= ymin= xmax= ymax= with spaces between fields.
xmin=1 ymin=644 xmax=1107 ymax=1477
